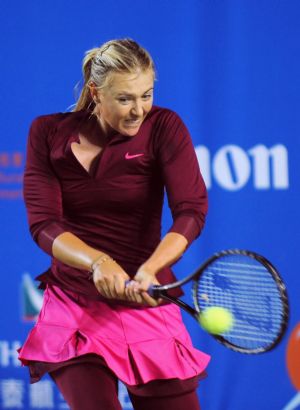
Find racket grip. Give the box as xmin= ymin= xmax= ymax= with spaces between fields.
xmin=125 ymin=281 xmax=160 ymax=298
xmin=148 ymin=285 xmax=160 ymax=299
xmin=148 ymin=285 xmax=155 ymax=297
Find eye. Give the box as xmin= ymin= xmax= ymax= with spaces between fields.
xmin=142 ymin=94 xmax=152 ymax=100
xmin=117 ymin=96 xmax=131 ymax=104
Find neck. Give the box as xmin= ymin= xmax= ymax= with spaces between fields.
xmin=79 ymin=114 xmax=107 ymax=145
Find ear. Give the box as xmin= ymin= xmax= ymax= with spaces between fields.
xmin=89 ymin=82 xmax=100 ymax=103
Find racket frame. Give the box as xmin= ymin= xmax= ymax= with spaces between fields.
xmin=149 ymin=249 xmax=289 ymax=354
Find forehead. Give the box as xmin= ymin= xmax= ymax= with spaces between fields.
xmin=104 ymin=70 xmax=154 ymax=95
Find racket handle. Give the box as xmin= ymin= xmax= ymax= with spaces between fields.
xmin=124 ymin=281 xmax=160 ymax=298
xmin=148 ymin=285 xmax=160 ymax=298
xmin=148 ymin=284 xmax=154 ymax=297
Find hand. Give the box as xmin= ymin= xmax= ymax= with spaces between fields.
xmin=92 ymin=259 xmax=130 ymax=300
xmin=125 ymin=265 xmax=161 ymax=307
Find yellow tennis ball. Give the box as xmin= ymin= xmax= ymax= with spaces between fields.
xmin=199 ymin=306 xmax=234 ymax=334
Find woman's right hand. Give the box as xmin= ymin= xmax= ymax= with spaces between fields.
xmin=92 ymin=259 xmax=130 ymax=300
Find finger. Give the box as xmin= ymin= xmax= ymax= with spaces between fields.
xmin=140 ymin=291 xmax=160 ymax=307
xmin=133 ymin=272 xmax=160 ymax=293
xmin=124 ymin=280 xmax=134 ymax=299
xmin=125 ymin=277 xmax=161 ymax=305
xmin=114 ymin=275 xmax=129 ymax=299
xmin=125 ymin=281 xmax=144 ymax=304
xmin=95 ymin=281 xmax=112 ymax=298
xmin=130 ymin=292 xmax=144 ymax=304
xmin=125 ymin=280 xmax=139 ymax=292
xmin=94 ymin=274 xmax=114 ymax=299
xmin=104 ymin=276 xmax=117 ymax=299
xmin=92 ymin=270 xmax=109 ymax=297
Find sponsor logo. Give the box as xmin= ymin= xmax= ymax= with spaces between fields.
xmin=283 ymin=323 xmax=300 ymax=410
xmin=21 ymin=273 xmax=43 ymax=321
xmin=0 ymin=377 xmax=69 ymax=408
xmin=196 ymin=144 xmax=289 ymax=191
xmin=0 ymin=151 xmax=24 ymax=199
xmin=125 ymin=152 xmax=144 ymax=159
xmin=0 ymin=341 xmax=21 ymax=367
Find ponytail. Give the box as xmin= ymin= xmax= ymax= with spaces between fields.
xmin=74 ymin=48 xmax=98 ymax=112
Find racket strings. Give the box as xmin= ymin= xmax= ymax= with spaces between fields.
xmin=195 ymin=253 xmax=286 ymax=351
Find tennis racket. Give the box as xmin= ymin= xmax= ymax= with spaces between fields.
xmin=148 ymin=249 xmax=289 ymax=354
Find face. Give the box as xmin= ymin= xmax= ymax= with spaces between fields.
xmin=91 ymin=69 xmax=154 ymax=137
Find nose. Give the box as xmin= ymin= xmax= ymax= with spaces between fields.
xmin=131 ymin=100 xmax=144 ymax=117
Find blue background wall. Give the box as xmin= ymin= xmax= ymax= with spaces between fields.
xmin=0 ymin=1 xmax=299 ymax=409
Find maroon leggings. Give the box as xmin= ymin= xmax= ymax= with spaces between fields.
xmin=50 ymin=361 xmax=201 ymax=410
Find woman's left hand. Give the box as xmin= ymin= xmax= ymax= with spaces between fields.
xmin=125 ymin=265 xmax=161 ymax=306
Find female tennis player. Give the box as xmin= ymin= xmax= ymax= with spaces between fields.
xmin=19 ymin=38 xmax=210 ymax=410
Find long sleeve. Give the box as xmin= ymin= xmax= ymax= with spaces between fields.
xmin=23 ymin=116 xmax=66 ymax=255
xmin=22 ymin=107 xmax=207 ymax=297
xmin=156 ymin=111 xmax=208 ymax=244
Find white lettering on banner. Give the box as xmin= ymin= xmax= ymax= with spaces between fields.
xmin=214 ymin=145 xmax=250 ymax=190
xmin=29 ymin=381 xmax=54 ymax=408
xmin=1 ymin=379 xmax=24 ymax=408
xmin=196 ymin=144 xmax=289 ymax=190
xmin=0 ymin=341 xmax=21 ymax=367
xmin=248 ymin=145 xmax=289 ymax=189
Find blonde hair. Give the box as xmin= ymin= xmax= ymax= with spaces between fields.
xmin=74 ymin=38 xmax=155 ymax=112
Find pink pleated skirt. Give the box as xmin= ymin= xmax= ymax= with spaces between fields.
xmin=19 ymin=285 xmax=210 ymax=387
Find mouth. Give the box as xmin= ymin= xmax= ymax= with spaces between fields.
xmin=124 ymin=119 xmax=142 ymax=128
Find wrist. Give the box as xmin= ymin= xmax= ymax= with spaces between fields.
xmin=138 ymin=262 xmax=158 ymax=277
xmin=90 ymin=254 xmax=114 ymax=272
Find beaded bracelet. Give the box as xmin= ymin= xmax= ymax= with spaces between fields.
xmin=89 ymin=255 xmax=115 ymax=280
xmin=90 ymin=255 xmax=114 ymax=274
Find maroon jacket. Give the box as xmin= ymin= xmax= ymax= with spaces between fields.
xmin=24 ymin=106 xmax=208 ymax=299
